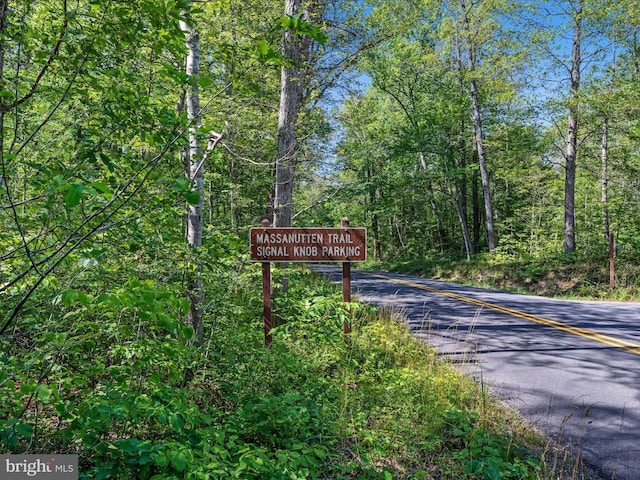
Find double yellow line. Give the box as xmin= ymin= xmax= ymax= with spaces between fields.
xmin=364 ymin=272 xmax=640 ymax=356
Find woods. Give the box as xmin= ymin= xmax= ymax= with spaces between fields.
xmin=1 ymin=0 xmax=640 ymax=478
xmin=336 ymin=0 xmax=640 ymax=261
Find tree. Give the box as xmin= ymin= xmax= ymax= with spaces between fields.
xmin=273 ymin=1 xmax=317 ymax=228
xmin=362 ymin=33 xmax=476 ymax=258
xmin=1 ymin=0 xmax=188 ymax=334
xmin=179 ymin=7 xmax=206 ymax=345
xmin=441 ymin=0 xmax=506 ymax=251
xmin=563 ymin=0 xmax=583 ymax=253
xmin=337 ymin=91 xmax=402 ymax=260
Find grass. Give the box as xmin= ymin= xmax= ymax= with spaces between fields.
xmin=1 ymin=259 xmax=602 ymax=479
xmin=273 ymin=268 xmax=606 ymax=479
xmin=351 ymin=248 xmax=638 ymax=480
xmin=377 ymin=249 xmax=640 ymax=301
xmin=272 ymin=269 xmax=548 ymax=479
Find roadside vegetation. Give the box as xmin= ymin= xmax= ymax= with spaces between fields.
xmin=2 ymin=246 xmax=581 ymax=480
xmin=378 ymin=249 xmax=640 ymax=302
xmin=3 ymin=1 xmax=638 ymax=479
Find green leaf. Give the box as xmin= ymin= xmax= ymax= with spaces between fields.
xmin=99 ymin=153 xmax=115 ymax=173
xmin=255 ymin=40 xmax=281 ymax=63
xmin=152 ymin=451 xmax=169 ymax=468
xmin=465 ymin=459 xmax=482 ymax=474
xmin=185 ymin=190 xmax=200 ymax=205
xmin=276 ymin=14 xmax=327 ymax=45
xmin=171 ymin=414 xmax=185 ymax=431
xmin=169 ymin=451 xmax=187 ymax=472
xmin=65 ymin=184 xmax=83 ymax=209
xmin=90 ymin=180 xmax=113 ymax=200
xmin=256 ymin=40 xmax=270 ymax=56
xmin=15 ymin=423 xmax=33 ymax=439
xmin=161 ymin=62 xmax=188 ymax=83
xmin=181 ymin=325 xmax=194 ymax=340
xmin=198 ymin=76 xmax=213 ymax=88
xmin=36 ymin=384 xmax=52 ymax=402
xmin=61 ymin=289 xmax=79 ymax=307
xmin=172 ymin=178 xmax=190 ymax=192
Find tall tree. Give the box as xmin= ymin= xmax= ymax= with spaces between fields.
xmin=361 ymin=31 xmax=477 ymax=258
xmin=600 ymin=114 xmax=609 ymax=242
xmin=563 ymin=0 xmax=582 ymax=253
xmin=458 ymin=0 xmax=496 ymax=251
xmin=179 ymin=9 xmax=205 ymax=345
xmin=195 ymin=0 xmax=282 ymax=231
xmin=273 ymin=0 xmax=313 ymax=228
xmin=439 ymin=0 xmax=504 ymax=251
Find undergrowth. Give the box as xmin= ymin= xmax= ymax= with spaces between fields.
xmin=379 ymin=248 xmax=640 ymax=301
xmin=2 ymin=255 xmax=559 ymax=479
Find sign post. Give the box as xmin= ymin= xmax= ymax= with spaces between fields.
xmin=250 ymin=220 xmax=366 ymax=345
xmin=341 ymin=218 xmax=352 ymax=334
xmin=261 ymin=219 xmax=272 ymax=346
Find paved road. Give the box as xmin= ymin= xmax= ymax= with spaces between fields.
xmin=311 ymin=265 xmax=640 ymax=480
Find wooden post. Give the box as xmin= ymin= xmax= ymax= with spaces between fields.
xmin=261 ymin=219 xmax=272 ymax=346
xmin=342 ymin=218 xmax=352 ymax=335
xmin=609 ymin=232 xmax=615 ymax=289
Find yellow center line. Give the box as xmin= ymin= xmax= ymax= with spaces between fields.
xmin=363 ymin=272 xmax=640 ymax=356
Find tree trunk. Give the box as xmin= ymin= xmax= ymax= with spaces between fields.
xmin=418 ymin=153 xmax=446 ymax=252
xmin=272 ymin=0 xmax=316 ymax=304
xmin=457 ymin=112 xmax=472 ymax=259
xmin=228 ymin=156 xmax=238 ymax=234
xmin=0 ymin=1 xmax=6 ymax=210
xmin=469 ymin=84 xmax=495 ymax=251
xmin=440 ymin=152 xmax=473 ymax=260
xmin=180 ymin=16 xmax=204 ymax=345
xmin=633 ymin=28 xmax=640 ymax=84
xmin=0 ymin=0 xmax=6 ymax=92
xmin=367 ymin=166 xmax=381 ymax=260
xmin=472 ymin=151 xmax=481 ymax=251
xmin=601 ymin=116 xmax=610 ymax=243
xmin=273 ymin=0 xmax=306 ymax=228
xmin=459 ymin=131 xmax=470 ymax=255
xmin=452 ymin=188 xmax=473 ymax=261
xmin=427 ymin=180 xmax=446 ymax=253
xmin=563 ymin=2 xmax=582 ymax=254
xmin=372 ymin=214 xmax=381 ymax=260
xmin=455 ymin=36 xmax=472 ymax=258
xmin=460 ymin=0 xmax=496 ymax=251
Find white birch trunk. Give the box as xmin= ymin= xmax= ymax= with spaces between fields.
xmin=601 ymin=117 xmax=609 ymax=243
xmin=180 ymin=17 xmax=204 ymax=345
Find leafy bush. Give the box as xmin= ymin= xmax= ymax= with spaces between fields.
xmin=1 ymin=259 xmax=549 ymax=479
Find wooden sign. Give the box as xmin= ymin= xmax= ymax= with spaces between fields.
xmin=253 ymin=219 xmax=362 ymax=346
xmin=250 ymin=226 xmax=367 ymax=262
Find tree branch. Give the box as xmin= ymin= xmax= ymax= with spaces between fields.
xmin=0 ymin=0 xmax=68 ymax=114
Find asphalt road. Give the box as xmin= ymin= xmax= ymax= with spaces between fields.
xmin=311 ymin=265 xmax=640 ymax=480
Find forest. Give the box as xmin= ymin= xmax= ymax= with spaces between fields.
xmin=1 ymin=0 xmax=639 ymax=478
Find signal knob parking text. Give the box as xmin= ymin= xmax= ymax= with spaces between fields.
xmin=249 ymin=227 xmax=367 ymax=262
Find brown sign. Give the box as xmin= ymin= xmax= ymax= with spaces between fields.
xmin=250 ymin=227 xmax=367 ymax=262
